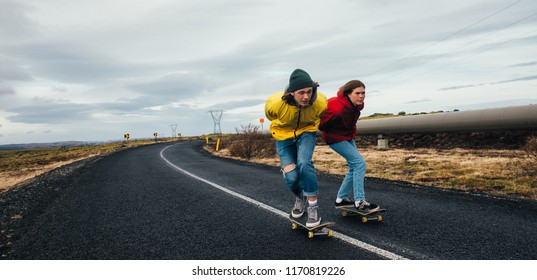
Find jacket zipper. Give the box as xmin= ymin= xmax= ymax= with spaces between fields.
xmin=294 ymin=107 xmax=302 ymax=138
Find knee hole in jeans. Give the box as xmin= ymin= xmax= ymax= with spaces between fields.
xmin=281 ymin=163 xmax=296 ymax=174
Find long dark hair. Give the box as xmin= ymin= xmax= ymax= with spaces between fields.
xmin=341 ymin=80 xmax=365 ymax=96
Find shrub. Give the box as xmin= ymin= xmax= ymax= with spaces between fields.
xmin=227 ymin=124 xmax=276 ymax=159
xmin=521 ymin=135 xmax=537 ymax=178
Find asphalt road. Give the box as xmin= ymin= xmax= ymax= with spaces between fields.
xmin=2 ymin=140 xmax=537 ymax=260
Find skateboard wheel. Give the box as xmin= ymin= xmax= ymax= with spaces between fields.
xmin=341 ymin=211 xmax=348 ymax=217
xmin=328 ymin=230 xmax=333 ymax=237
xmin=308 ymin=232 xmax=314 ymax=239
xmin=377 ymin=215 xmax=383 ymax=222
xmin=292 ymin=223 xmax=298 ymax=230
xmin=361 ymin=217 xmax=368 ymax=223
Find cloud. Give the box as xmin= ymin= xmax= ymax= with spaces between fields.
xmin=405 ymin=99 xmax=432 ymax=104
xmin=127 ymin=72 xmax=215 ymax=101
xmin=0 ymin=0 xmax=38 ymax=41
xmin=509 ymin=61 xmax=537 ymax=67
xmin=0 ymin=58 xmax=33 ymax=81
xmin=211 ymin=99 xmax=265 ymax=111
xmin=438 ymin=83 xmax=487 ymax=91
xmin=5 ymin=42 xmax=144 ymax=84
xmin=0 ymin=84 xmax=15 ymax=96
xmin=6 ymin=99 xmax=95 ymax=124
xmin=496 ymin=75 xmax=537 ymax=84
xmin=439 ymin=75 xmax=537 ymax=91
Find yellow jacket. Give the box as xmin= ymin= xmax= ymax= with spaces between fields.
xmin=264 ymin=91 xmax=327 ymax=141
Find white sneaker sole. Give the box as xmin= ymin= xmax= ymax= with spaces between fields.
xmin=306 ymin=218 xmax=321 ymax=227
xmin=291 ymin=211 xmax=304 ymax=218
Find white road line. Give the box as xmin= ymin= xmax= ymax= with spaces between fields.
xmin=160 ymin=145 xmax=408 ymax=260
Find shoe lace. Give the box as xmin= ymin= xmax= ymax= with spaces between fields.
xmin=294 ymin=197 xmax=304 ymax=209
xmin=358 ymin=200 xmax=370 ymax=209
xmin=308 ymin=206 xmax=318 ymax=220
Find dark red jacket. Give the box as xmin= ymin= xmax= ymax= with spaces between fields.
xmin=319 ymin=88 xmax=364 ymax=144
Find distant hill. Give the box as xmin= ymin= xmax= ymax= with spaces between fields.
xmin=0 ymin=141 xmax=101 ymax=150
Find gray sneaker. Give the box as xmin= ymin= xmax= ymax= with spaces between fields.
xmin=291 ymin=196 xmax=307 ymax=218
xmin=306 ymin=205 xmax=321 ymax=227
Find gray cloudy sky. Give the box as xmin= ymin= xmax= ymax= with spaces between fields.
xmin=1 ymin=0 xmax=536 ymax=144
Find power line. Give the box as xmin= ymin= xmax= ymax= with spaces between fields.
xmin=374 ymin=9 xmax=537 ymax=91
xmin=366 ymin=0 xmax=521 ymax=82
xmin=377 ymin=28 xmax=537 ymax=92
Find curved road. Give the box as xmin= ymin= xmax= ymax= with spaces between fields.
xmin=3 ymin=140 xmax=537 ymax=259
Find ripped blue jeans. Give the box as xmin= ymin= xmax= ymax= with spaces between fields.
xmin=275 ymin=132 xmax=318 ymax=197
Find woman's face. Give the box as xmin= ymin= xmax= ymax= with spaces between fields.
xmin=348 ymin=87 xmax=365 ymax=106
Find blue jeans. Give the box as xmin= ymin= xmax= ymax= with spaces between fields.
xmin=275 ymin=132 xmax=318 ymax=197
xmin=329 ymin=140 xmax=366 ymax=201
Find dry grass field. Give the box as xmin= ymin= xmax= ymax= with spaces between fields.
xmin=0 ymin=139 xmax=178 ymax=191
xmin=1 ymin=146 xmax=110 ymax=190
xmin=210 ymin=144 xmax=537 ymax=200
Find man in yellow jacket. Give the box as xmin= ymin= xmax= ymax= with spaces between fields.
xmin=265 ymin=69 xmax=327 ymax=227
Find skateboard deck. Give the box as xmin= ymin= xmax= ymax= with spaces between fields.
xmin=288 ymin=214 xmax=335 ymax=239
xmin=335 ymin=206 xmax=386 ymax=223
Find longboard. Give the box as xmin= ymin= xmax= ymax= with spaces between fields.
xmin=288 ymin=214 xmax=335 ymax=239
xmin=335 ymin=206 xmax=386 ymax=223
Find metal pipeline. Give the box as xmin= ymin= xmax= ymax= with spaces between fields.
xmin=356 ymin=104 xmax=537 ymax=135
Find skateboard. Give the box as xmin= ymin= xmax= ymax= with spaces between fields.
xmin=289 ymin=214 xmax=335 ymax=239
xmin=335 ymin=206 xmax=386 ymax=223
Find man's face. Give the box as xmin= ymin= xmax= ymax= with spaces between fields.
xmin=292 ymin=87 xmax=313 ymax=107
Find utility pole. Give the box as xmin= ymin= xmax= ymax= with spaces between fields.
xmin=207 ymin=110 xmax=224 ymax=134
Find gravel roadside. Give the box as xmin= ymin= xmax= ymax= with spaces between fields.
xmin=0 ymin=156 xmax=102 ymax=258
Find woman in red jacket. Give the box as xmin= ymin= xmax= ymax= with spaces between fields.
xmin=319 ymin=80 xmax=380 ymax=211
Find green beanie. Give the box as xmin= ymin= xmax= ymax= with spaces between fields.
xmin=288 ymin=69 xmax=313 ymax=92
